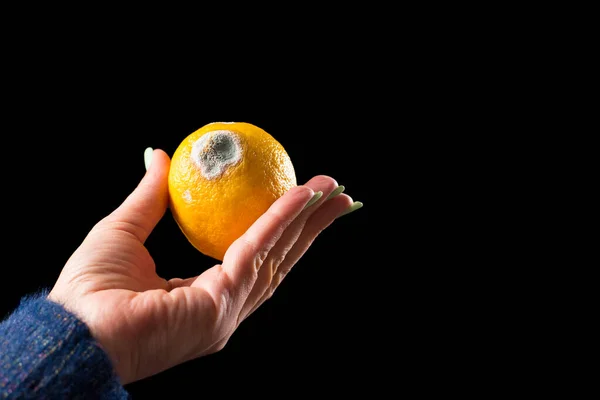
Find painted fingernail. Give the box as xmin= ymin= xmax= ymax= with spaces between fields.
xmin=303 ymin=191 xmax=323 ymax=209
xmin=337 ymin=201 xmax=363 ymax=218
xmin=144 ymin=147 xmax=153 ymax=170
xmin=326 ymin=185 xmax=345 ymax=200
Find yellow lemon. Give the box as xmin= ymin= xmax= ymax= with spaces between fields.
xmin=168 ymin=122 xmax=297 ymax=261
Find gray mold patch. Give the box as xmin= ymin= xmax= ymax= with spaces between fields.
xmin=191 ymin=130 xmax=242 ymax=179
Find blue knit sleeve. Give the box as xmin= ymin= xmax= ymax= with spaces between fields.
xmin=0 ymin=290 xmax=130 ymax=399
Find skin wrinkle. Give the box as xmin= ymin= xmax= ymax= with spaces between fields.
xmin=143 ymin=294 xmax=172 ymax=374
xmin=171 ymin=287 xmax=228 ymax=361
xmin=68 ymin=264 xmax=137 ymax=291
xmin=268 ymin=220 xmax=307 ymax=279
xmin=173 ymin=290 xmax=207 ymax=361
xmin=108 ymin=293 xmax=141 ymax=381
xmin=98 ymin=220 xmax=153 ymax=244
xmin=182 ymin=288 xmax=227 ymax=360
xmin=212 ymin=265 xmax=236 ymax=325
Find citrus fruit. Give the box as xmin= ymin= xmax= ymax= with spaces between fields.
xmin=168 ymin=122 xmax=297 ymax=261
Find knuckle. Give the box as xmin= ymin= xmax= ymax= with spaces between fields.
xmin=253 ymin=248 xmax=269 ymax=272
xmin=270 ymin=253 xmax=287 ymax=269
xmin=239 ymin=237 xmax=271 ymax=272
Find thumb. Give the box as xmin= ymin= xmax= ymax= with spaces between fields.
xmin=104 ymin=148 xmax=171 ymax=243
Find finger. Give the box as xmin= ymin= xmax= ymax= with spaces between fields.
xmin=239 ymin=175 xmax=339 ymax=319
xmin=247 ymin=193 xmax=353 ymax=317
xmin=275 ymin=193 xmax=353 ymax=279
xmin=101 ymin=148 xmax=171 ymax=243
xmin=189 ymin=185 xmax=315 ymax=320
xmin=270 ymin=175 xmax=340 ymax=279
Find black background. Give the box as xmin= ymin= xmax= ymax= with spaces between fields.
xmin=0 ymin=72 xmax=388 ymax=397
xmin=0 ymin=13 xmax=519 ymax=398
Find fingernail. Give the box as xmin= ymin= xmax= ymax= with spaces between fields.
xmin=144 ymin=147 xmax=153 ymax=170
xmin=303 ymin=191 xmax=323 ymax=210
xmin=337 ymin=201 xmax=363 ymax=218
xmin=326 ymin=185 xmax=345 ymax=200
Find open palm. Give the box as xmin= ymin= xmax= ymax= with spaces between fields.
xmin=48 ymin=149 xmax=355 ymax=385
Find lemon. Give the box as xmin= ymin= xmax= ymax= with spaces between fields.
xmin=168 ymin=122 xmax=297 ymax=260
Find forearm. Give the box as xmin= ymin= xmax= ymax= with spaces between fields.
xmin=0 ymin=290 xmax=129 ymax=399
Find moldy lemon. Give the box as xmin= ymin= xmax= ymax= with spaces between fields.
xmin=168 ymin=122 xmax=297 ymax=261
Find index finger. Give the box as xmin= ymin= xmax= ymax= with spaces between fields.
xmin=219 ymin=185 xmax=316 ymax=310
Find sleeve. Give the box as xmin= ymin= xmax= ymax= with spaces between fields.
xmin=0 ymin=290 xmax=130 ymax=400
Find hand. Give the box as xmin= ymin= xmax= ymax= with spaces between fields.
xmin=48 ymin=148 xmax=355 ymax=385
